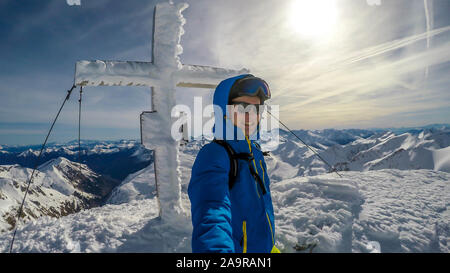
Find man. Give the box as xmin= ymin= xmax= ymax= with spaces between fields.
xmin=188 ymin=74 xmax=280 ymax=253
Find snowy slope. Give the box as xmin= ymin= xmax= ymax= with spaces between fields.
xmin=0 ymin=164 xmax=88 ymax=233
xmin=1 ymin=199 xmax=162 ymax=253
xmin=1 ymin=124 xmax=449 ymax=252
xmin=432 ymin=146 xmax=450 ymax=172
xmin=0 ymin=157 xmax=119 ymax=232
xmin=263 ymin=129 xmax=450 ymax=176
xmin=106 ymin=164 xmax=157 ymax=204
xmin=272 ymin=170 xmax=449 ymax=253
xmin=1 ymin=126 xmax=449 ymax=252
xmin=106 ymin=142 xmax=196 ymax=208
xmin=1 ymin=168 xmax=447 ymax=253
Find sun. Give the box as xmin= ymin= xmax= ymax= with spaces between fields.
xmin=289 ymin=0 xmax=338 ymax=39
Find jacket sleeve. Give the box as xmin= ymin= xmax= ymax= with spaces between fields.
xmin=188 ymin=143 xmax=234 ymax=253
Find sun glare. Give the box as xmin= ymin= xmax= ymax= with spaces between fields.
xmin=289 ymin=0 xmax=338 ymax=39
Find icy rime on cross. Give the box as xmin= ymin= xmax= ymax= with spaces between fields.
xmin=74 ymin=1 xmax=248 ymax=220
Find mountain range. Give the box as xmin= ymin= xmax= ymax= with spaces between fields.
xmin=0 ymin=139 xmax=153 ymax=181
xmin=0 ymin=140 xmax=152 ymax=232
xmin=0 ymin=124 xmax=449 ymax=252
xmin=267 ymin=126 xmax=450 ymax=180
xmin=0 ymin=158 xmax=118 ymax=232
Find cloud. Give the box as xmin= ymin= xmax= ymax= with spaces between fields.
xmin=0 ymin=1 xmax=158 ymax=129
xmin=179 ymin=0 xmax=450 ymax=129
xmin=0 ymin=128 xmax=46 ymax=135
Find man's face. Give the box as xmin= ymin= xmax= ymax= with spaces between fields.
xmin=229 ymin=96 xmax=262 ymax=137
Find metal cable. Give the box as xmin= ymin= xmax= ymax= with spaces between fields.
xmin=266 ymin=110 xmax=343 ymax=178
xmin=78 ymin=86 xmax=83 ymax=174
xmin=9 ymin=84 xmax=77 ymax=253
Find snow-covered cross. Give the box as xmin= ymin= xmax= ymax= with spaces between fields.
xmin=74 ymin=1 xmax=248 ymax=220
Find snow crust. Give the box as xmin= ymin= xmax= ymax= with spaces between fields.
xmin=1 ymin=166 xmax=447 ymax=253
xmin=272 ymin=170 xmax=449 ymax=253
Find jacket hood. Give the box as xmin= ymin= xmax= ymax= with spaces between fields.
xmin=212 ymin=74 xmax=261 ymax=141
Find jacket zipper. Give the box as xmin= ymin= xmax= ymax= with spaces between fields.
xmin=260 ymin=159 xmax=274 ymax=250
xmin=245 ymin=136 xmax=267 ymax=197
xmin=259 ymin=160 xmax=267 ymax=192
xmin=242 ymin=220 xmax=247 ymax=253
xmin=266 ymin=212 xmax=274 ymax=248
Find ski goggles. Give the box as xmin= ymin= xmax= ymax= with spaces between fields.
xmin=231 ymin=76 xmax=271 ymax=103
xmin=230 ymin=101 xmax=267 ymax=115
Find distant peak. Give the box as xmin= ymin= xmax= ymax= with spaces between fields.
xmin=37 ymin=156 xmax=75 ymax=170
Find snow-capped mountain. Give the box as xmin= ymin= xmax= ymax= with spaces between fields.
xmin=259 ymin=127 xmax=450 ymax=181
xmin=0 ymin=157 xmax=121 ymax=232
xmin=0 ymin=139 xmax=153 ymax=182
xmin=108 ymin=125 xmax=450 ymax=209
xmin=0 ymin=140 xmax=153 ymax=233
xmin=339 ymin=131 xmax=449 ymax=172
xmin=0 ymin=125 xmax=448 ymax=252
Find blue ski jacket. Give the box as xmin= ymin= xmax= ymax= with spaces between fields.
xmin=188 ymin=74 xmax=278 ymax=253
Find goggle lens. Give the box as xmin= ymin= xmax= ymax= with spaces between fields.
xmin=234 ymin=77 xmax=271 ymax=101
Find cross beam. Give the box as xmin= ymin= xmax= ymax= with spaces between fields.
xmin=75 ymin=61 xmax=247 ymax=88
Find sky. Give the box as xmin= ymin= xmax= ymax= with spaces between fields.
xmin=0 ymin=0 xmax=449 ymax=145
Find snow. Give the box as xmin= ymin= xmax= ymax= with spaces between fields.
xmin=18 ymin=149 xmax=40 ymax=157
xmin=272 ymin=129 xmax=450 ymax=175
xmin=1 ymin=199 xmax=162 ymax=253
xmin=75 ymin=60 xmax=160 ymax=87
xmin=89 ymin=145 xmax=120 ymax=154
xmin=1 ymin=167 xmax=447 ymax=253
xmin=0 ymin=159 xmax=192 ymax=252
xmin=37 ymin=157 xmax=79 ymax=196
xmin=432 ymin=146 xmax=450 ymax=172
xmin=272 ymin=169 xmax=449 ymax=253
xmin=130 ymin=145 xmax=152 ymax=162
xmin=0 ymin=157 xmax=108 ymax=233
xmin=1 ymin=125 xmax=448 ymax=252
xmin=0 ymin=164 xmax=87 ymax=233
xmin=107 ymin=164 xmax=156 ymax=204
xmin=1 ymin=125 xmax=449 ymax=253
xmin=174 ymin=64 xmax=249 ymax=87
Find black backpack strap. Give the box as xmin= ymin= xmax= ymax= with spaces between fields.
xmin=247 ymin=160 xmax=267 ymax=195
xmin=213 ymin=139 xmax=238 ymax=190
xmin=233 ymin=153 xmax=254 ymax=161
xmin=213 ymin=139 xmax=267 ymax=195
